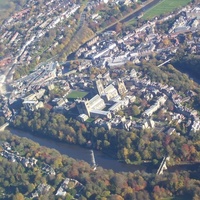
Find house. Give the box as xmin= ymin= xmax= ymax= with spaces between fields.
xmin=142 ymin=95 xmax=167 ymax=117
xmin=166 ymin=128 xmax=176 ymax=135
xmin=142 ymin=118 xmax=155 ymax=129
xmin=94 ymin=118 xmax=111 ymax=130
xmin=77 ymin=114 xmax=89 ymax=122
xmin=191 ymin=119 xmax=200 ymax=133
xmin=36 ymin=183 xmax=51 ymax=196
xmin=90 ymin=110 xmax=112 ymax=119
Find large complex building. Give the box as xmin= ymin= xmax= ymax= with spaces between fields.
xmin=76 ymin=79 xmax=129 ymax=119
xmin=76 ymin=94 xmax=107 ymax=117
xmin=94 ymin=79 xmax=120 ymax=101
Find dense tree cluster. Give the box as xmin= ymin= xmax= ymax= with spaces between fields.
xmin=12 ymin=105 xmax=200 ymax=165
xmin=173 ymin=54 xmax=200 ymax=80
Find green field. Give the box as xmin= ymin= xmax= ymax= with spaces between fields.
xmin=0 ymin=0 xmax=14 ymax=22
xmin=142 ymin=0 xmax=192 ymax=19
xmin=0 ymin=0 xmax=12 ymax=10
xmin=161 ymin=197 xmax=188 ymax=200
xmin=67 ymin=91 xmax=88 ymax=99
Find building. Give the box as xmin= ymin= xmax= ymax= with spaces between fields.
xmin=142 ymin=118 xmax=155 ymax=129
xmin=76 ymin=100 xmax=91 ymax=116
xmin=76 ymin=95 xmax=106 ymax=117
xmin=142 ymin=95 xmax=167 ymax=117
xmin=117 ymin=79 xmax=127 ymax=96
xmin=77 ymin=114 xmax=89 ymax=122
xmin=90 ymin=110 xmax=111 ymax=119
xmin=94 ymin=79 xmax=104 ymax=96
xmin=94 ymin=79 xmax=119 ymax=102
xmin=23 ymin=100 xmax=44 ymax=111
xmin=102 ymin=84 xmax=119 ymax=101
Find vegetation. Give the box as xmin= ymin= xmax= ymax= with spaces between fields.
xmin=173 ymin=54 xmax=200 ymax=81
xmin=0 ymin=0 xmax=26 ymax=23
xmin=64 ymin=24 xmax=95 ymax=59
xmin=67 ymin=91 xmax=88 ymax=99
xmin=12 ymin=96 xmax=200 ymax=165
xmin=0 ymin=116 xmax=5 ymax=126
xmin=0 ymin=131 xmax=200 ymax=199
xmin=142 ymin=0 xmax=192 ymax=19
xmin=11 ymin=56 xmax=200 ymax=165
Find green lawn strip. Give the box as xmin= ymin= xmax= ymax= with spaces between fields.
xmin=67 ymin=91 xmax=88 ymax=99
xmin=161 ymin=197 xmax=189 ymax=200
xmin=142 ymin=0 xmax=191 ymax=20
xmin=86 ymin=118 xmax=94 ymax=123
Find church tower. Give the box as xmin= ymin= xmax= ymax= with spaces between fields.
xmin=117 ymin=79 xmax=127 ymax=96
xmin=94 ymin=79 xmax=105 ymax=96
xmin=76 ymin=99 xmax=90 ymax=116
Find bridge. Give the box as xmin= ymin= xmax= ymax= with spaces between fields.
xmin=0 ymin=123 xmax=9 ymax=131
xmin=90 ymin=150 xmax=97 ymax=171
xmin=157 ymin=59 xmax=172 ymax=68
xmin=156 ymin=156 xmax=170 ymax=175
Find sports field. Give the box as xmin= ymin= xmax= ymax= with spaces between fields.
xmin=142 ymin=0 xmax=191 ymax=19
xmin=67 ymin=91 xmax=88 ymax=99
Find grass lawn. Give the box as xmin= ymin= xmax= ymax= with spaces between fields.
xmin=0 ymin=0 xmax=11 ymax=10
xmin=67 ymin=91 xmax=88 ymax=99
xmin=161 ymin=197 xmax=189 ymax=200
xmin=0 ymin=0 xmax=13 ymax=22
xmin=86 ymin=118 xmax=94 ymax=123
xmin=142 ymin=0 xmax=192 ymax=20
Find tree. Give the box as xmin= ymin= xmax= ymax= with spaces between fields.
xmin=27 ymin=184 xmax=35 ymax=193
xmin=132 ymin=105 xmax=140 ymax=116
xmin=115 ymin=22 xmax=122 ymax=33
xmin=163 ymin=38 xmax=171 ymax=46
xmin=108 ymin=195 xmax=124 ymax=200
xmin=0 ymin=116 xmax=5 ymax=126
xmin=13 ymin=193 xmax=25 ymax=200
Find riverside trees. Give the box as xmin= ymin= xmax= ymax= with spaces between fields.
xmin=12 ymin=106 xmax=200 ymax=165
xmin=0 ymin=131 xmax=200 ymax=199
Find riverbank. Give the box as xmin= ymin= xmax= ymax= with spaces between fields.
xmin=8 ymin=128 xmax=156 ymax=173
xmin=98 ymin=0 xmax=158 ymax=33
xmin=7 ymin=128 xmax=200 ymax=174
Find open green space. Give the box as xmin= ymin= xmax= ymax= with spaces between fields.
xmin=161 ymin=196 xmax=189 ymax=200
xmin=0 ymin=0 xmax=14 ymax=22
xmin=67 ymin=90 xmax=88 ymax=99
xmin=0 ymin=0 xmax=14 ymax=11
xmin=86 ymin=118 xmax=94 ymax=123
xmin=0 ymin=0 xmax=8 ymax=7
xmin=142 ymin=0 xmax=191 ymax=19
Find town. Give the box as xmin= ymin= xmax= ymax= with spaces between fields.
xmin=0 ymin=0 xmax=200 ymax=199
xmin=1 ymin=3 xmax=199 ymax=135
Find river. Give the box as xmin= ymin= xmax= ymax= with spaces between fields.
xmin=8 ymin=129 xmax=200 ymax=173
xmin=9 ymin=128 xmax=155 ymax=173
xmin=104 ymin=0 xmax=161 ymax=31
xmin=7 ymin=0 xmax=200 ymax=174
